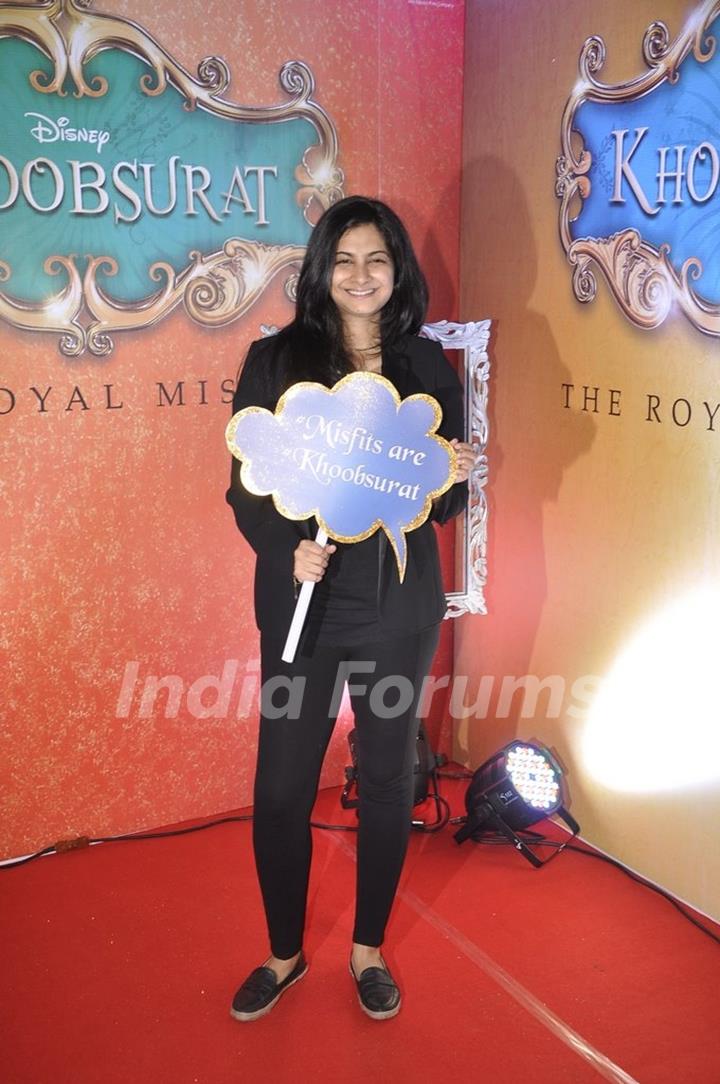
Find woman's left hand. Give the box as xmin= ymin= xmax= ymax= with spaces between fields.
xmin=450 ymin=439 xmax=478 ymax=484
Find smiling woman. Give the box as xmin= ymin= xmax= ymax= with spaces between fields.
xmin=225 ymin=194 xmax=476 ymax=1023
xmin=330 ymin=222 xmax=395 ymax=333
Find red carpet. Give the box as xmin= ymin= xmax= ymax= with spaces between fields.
xmin=3 ymin=781 xmax=719 ymax=1084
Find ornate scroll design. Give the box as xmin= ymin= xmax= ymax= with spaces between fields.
xmin=567 ymin=231 xmax=673 ymax=329
xmin=555 ymin=0 xmax=720 ymax=337
xmin=0 ymin=253 xmax=86 ymax=355
xmin=421 ymin=320 xmax=492 ymax=619
xmin=0 ymin=0 xmax=344 ymax=355
xmin=0 ymin=242 xmax=306 ymax=357
xmin=88 ymin=241 xmax=307 ymax=357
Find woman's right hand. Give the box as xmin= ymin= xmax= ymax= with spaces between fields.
xmin=293 ymin=539 xmax=337 ymax=582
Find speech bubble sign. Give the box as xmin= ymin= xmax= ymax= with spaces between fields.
xmin=226 ymin=371 xmax=456 ymax=581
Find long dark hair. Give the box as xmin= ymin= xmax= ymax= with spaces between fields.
xmin=271 ymin=195 xmax=428 ymax=388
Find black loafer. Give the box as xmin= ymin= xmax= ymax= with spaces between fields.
xmin=349 ymin=956 xmax=401 ymax=1019
xmin=230 ymin=953 xmax=307 ymax=1021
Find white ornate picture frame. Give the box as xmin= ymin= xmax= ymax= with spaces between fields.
xmin=421 ymin=320 xmax=491 ymax=618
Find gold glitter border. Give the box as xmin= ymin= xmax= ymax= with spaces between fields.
xmin=226 ymin=371 xmax=457 ymax=580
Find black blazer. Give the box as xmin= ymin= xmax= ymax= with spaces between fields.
xmin=225 ymin=333 xmax=468 ymax=638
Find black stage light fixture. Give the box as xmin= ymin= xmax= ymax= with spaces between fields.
xmin=341 ymin=722 xmax=449 ymax=829
xmin=454 ymin=740 xmax=580 ymax=866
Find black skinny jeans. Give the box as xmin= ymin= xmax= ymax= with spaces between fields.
xmin=253 ymin=626 xmax=440 ymax=959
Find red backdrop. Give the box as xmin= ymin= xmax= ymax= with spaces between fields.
xmin=1 ymin=0 xmax=465 ymax=857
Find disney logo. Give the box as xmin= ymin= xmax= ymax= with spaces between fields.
xmin=25 ymin=112 xmax=111 ymax=154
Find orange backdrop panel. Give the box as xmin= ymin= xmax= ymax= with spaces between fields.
xmin=458 ymin=0 xmax=720 ymax=919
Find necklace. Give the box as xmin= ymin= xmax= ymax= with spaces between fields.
xmin=352 ymin=345 xmax=382 ymax=372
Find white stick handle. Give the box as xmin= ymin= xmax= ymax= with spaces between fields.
xmin=281 ymin=528 xmax=329 ymax=663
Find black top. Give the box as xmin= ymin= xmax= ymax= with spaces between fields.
xmin=305 ymin=535 xmax=382 ymax=645
xmin=226 ymin=333 xmax=468 ymax=642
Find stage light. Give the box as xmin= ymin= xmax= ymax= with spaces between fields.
xmin=454 ymin=740 xmax=579 ymax=866
xmin=341 ymin=722 xmax=449 ymax=829
xmin=582 ymin=582 xmax=720 ymax=793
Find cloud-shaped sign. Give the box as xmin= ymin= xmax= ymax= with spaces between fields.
xmin=226 ymin=371 xmax=456 ymax=580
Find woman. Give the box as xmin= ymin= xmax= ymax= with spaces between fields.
xmin=226 ymin=195 xmax=475 ymax=1021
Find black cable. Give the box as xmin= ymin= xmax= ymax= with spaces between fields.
xmin=312 ymin=787 xmax=451 ymax=834
xmin=0 ymin=814 xmax=254 ymax=870
xmin=93 ymin=814 xmax=254 ymax=842
xmin=564 ymin=841 xmax=720 ymax=946
xmin=8 ymin=804 xmax=718 ymax=947
xmin=1 ymin=771 xmax=452 ymax=866
xmin=0 ymin=844 xmax=58 ymax=869
xmin=2 ymin=770 xmax=450 ymax=867
xmin=412 ymin=792 xmax=451 ymax=833
xmin=310 ymin=819 xmax=358 ymax=832
xmin=462 ymin=825 xmax=720 ymax=947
